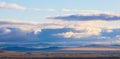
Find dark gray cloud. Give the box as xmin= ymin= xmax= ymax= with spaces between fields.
xmin=47 ymin=14 xmax=120 ymax=21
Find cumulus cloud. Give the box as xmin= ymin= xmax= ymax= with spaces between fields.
xmin=0 ymin=20 xmax=120 ymax=47
xmin=47 ymin=13 xmax=120 ymax=21
xmin=54 ymin=31 xmax=99 ymax=39
xmin=52 ymin=21 xmax=120 ymax=39
xmin=0 ymin=2 xmax=26 ymax=10
xmin=0 ymin=21 xmax=41 ymax=42
xmin=0 ymin=28 xmax=11 ymax=35
xmin=0 ymin=20 xmax=120 ymax=39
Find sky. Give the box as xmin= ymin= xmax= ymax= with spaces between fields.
xmin=0 ymin=0 xmax=120 ymax=49
xmin=0 ymin=0 xmax=120 ymax=22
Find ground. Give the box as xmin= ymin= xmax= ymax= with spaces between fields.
xmin=0 ymin=50 xmax=120 ymax=59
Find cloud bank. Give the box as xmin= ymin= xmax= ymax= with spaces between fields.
xmin=47 ymin=13 xmax=120 ymax=21
xmin=0 ymin=20 xmax=120 ymax=46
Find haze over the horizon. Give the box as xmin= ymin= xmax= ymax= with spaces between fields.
xmin=0 ymin=0 xmax=120 ymax=49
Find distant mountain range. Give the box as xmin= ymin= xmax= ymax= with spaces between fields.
xmin=1 ymin=44 xmax=120 ymax=52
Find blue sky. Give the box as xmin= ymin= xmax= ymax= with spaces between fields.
xmin=0 ymin=0 xmax=120 ymax=22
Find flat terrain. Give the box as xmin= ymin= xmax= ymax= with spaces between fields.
xmin=0 ymin=50 xmax=120 ymax=59
xmin=60 ymin=47 xmax=120 ymax=51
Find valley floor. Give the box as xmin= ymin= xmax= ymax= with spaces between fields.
xmin=0 ymin=51 xmax=120 ymax=59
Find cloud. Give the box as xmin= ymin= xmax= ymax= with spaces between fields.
xmin=0 ymin=21 xmax=41 ymax=42
xmin=0 ymin=20 xmax=120 ymax=39
xmin=0 ymin=20 xmax=120 ymax=47
xmin=0 ymin=2 xmax=119 ymax=15
xmin=61 ymin=10 xmax=120 ymax=16
xmin=32 ymin=8 xmax=57 ymax=12
xmin=60 ymin=9 xmax=109 ymax=13
xmin=0 ymin=2 xmax=57 ymax=11
xmin=0 ymin=28 xmax=11 ymax=35
xmin=0 ymin=2 xmax=26 ymax=10
xmin=47 ymin=13 xmax=120 ymax=21
xmin=32 ymin=8 xmax=117 ymax=14
xmin=54 ymin=31 xmax=99 ymax=39
xmin=52 ymin=21 xmax=120 ymax=39
xmin=101 ymin=29 xmax=120 ymax=38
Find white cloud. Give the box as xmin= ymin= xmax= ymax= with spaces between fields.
xmin=32 ymin=8 xmax=56 ymax=12
xmin=0 ymin=20 xmax=120 ymax=44
xmin=0 ymin=2 xmax=119 ymax=15
xmin=106 ymin=29 xmax=113 ymax=33
xmin=0 ymin=2 xmax=26 ymax=10
xmin=32 ymin=8 xmax=41 ymax=11
xmin=54 ymin=31 xmax=93 ymax=38
xmin=53 ymin=21 xmax=120 ymax=38
xmin=60 ymin=9 xmax=120 ymax=15
xmin=61 ymin=9 xmax=72 ymax=12
xmin=33 ymin=29 xmax=41 ymax=35
xmin=54 ymin=30 xmax=102 ymax=39
xmin=0 ymin=20 xmax=120 ymax=48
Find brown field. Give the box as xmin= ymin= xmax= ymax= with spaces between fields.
xmin=0 ymin=50 xmax=120 ymax=59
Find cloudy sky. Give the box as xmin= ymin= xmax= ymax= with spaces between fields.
xmin=0 ymin=0 xmax=120 ymax=48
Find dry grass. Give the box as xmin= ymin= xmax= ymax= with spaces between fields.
xmin=0 ymin=51 xmax=120 ymax=59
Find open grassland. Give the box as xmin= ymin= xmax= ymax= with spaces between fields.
xmin=0 ymin=51 xmax=120 ymax=59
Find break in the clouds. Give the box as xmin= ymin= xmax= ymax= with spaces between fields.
xmin=0 ymin=2 xmax=26 ymax=10
xmin=47 ymin=13 xmax=120 ymax=21
xmin=0 ymin=20 xmax=120 ymax=46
